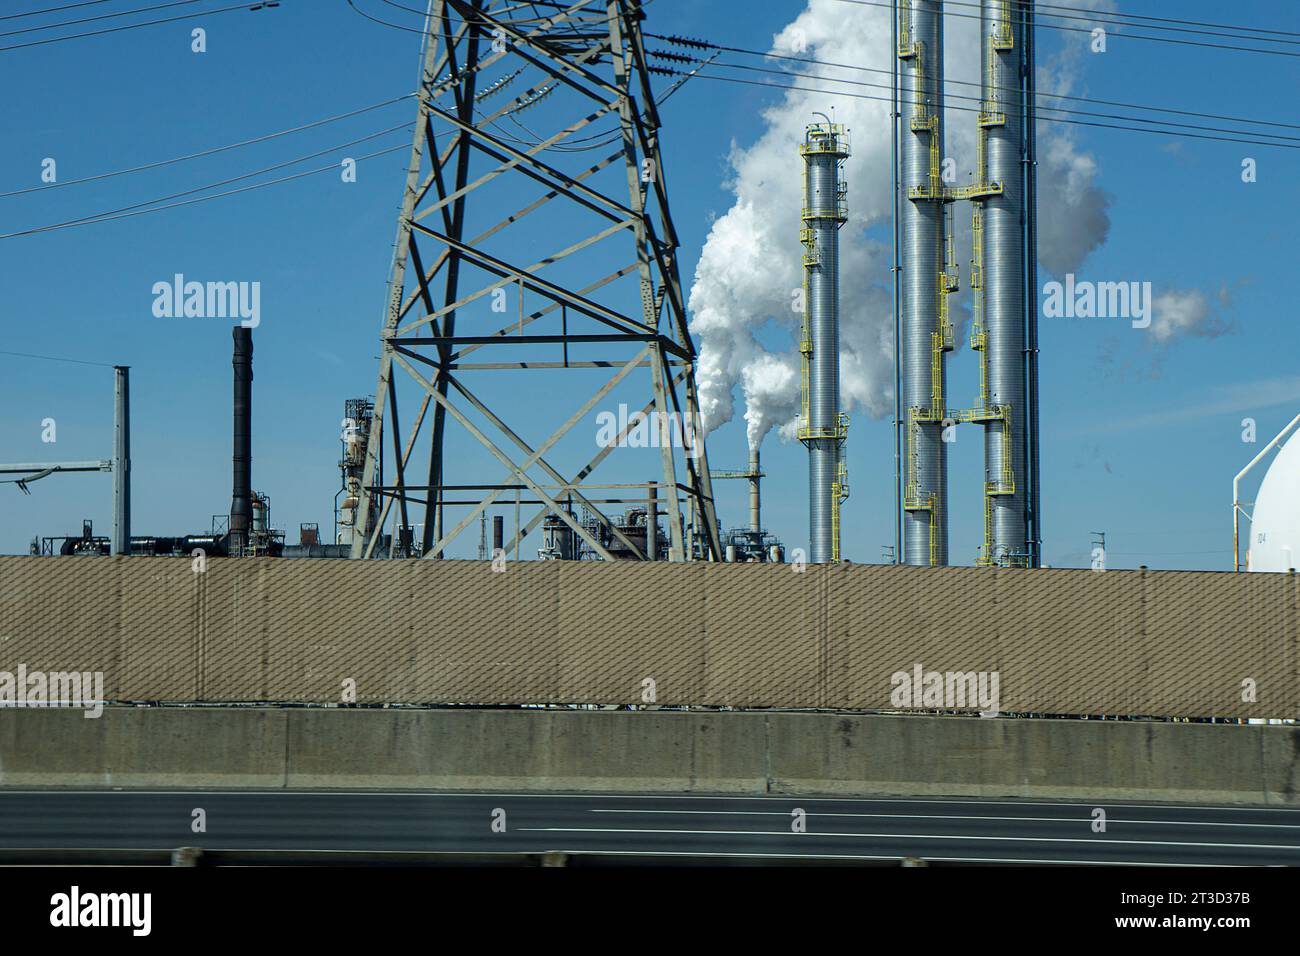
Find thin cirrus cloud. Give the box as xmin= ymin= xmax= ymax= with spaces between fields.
xmin=1079 ymin=376 xmax=1300 ymax=434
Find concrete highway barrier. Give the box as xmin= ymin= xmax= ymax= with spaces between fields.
xmin=2 ymin=707 xmax=1296 ymax=804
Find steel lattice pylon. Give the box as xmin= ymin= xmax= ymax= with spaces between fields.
xmin=350 ymin=0 xmax=721 ymax=562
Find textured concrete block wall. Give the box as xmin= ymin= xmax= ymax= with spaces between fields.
xmin=0 ymin=557 xmax=1296 ymax=718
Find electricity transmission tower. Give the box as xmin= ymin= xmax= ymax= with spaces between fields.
xmin=350 ymin=0 xmax=721 ymax=562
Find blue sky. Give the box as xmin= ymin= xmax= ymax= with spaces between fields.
xmin=1 ymin=0 xmax=1296 ymax=569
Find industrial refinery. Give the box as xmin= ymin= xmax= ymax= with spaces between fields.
xmin=4 ymin=0 xmax=1292 ymax=578
xmin=3 ymin=0 xmax=1300 ymax=893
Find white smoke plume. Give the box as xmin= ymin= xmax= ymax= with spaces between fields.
xmin=1149 ymin=287 xmax=1232 ymax=344
xmin=1034 ymin=0 xmax=1116 ymax=276
xmin=688 ymin=0 xmax=1114 ymax=449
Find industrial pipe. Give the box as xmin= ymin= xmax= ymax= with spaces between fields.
xmin=112 ymin=366 xmax=130 ymax=556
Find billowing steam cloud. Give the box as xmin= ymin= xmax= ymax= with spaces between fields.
xmin=688 ymin=0 xmax=1113 ymax=449
xmin=1034 ymin=0 xmax=1116 ymax=276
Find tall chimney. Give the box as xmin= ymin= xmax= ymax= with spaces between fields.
xmin=798 ymin=117 xmax=850 ymax=563
xmin=111 ymin=366 xmax=131 ymax=556
xmin=230 ymin=327 xmax=253 ymax=554
xmin=748 ymin=447 xmax=761 ymax=534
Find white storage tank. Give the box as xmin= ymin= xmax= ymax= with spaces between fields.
xmin=1248 ymin=427 xmax=1300 ymax=571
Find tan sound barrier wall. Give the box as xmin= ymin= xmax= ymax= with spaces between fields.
xmin=0 ymin=557 xmax=1295 ymax=718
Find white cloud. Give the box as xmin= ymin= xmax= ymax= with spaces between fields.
xmin=1149 ymin=287 xmax=1232 ymax=344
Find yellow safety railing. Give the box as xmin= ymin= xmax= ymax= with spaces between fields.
xmin=798 ymin=273 xmax=812 ymax=436
xmin=902 ymin=410 xmax=942 ymax=567
xmin=830 ymin=450 xmax=850 ymax=562
xmin=897 ymin=0 xmax=914 ymax=57
xmin=994 ymin=0 xmax=1015 ymax=50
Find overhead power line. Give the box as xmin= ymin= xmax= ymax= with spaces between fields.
xmin=0 ymin=0 xmax=277 ymax=53
xmin=0 ymin=0 xmax=206 ymax=39
xmin=0 ymin=124 xmax=412 ymax=239
xmin=647 ymin=64 xmax=1300 ymax=152
xmin=0 ymin=0 xmax=117 ymax=21
xmin=0 ymin=349 xmax=116 ymax=368
xmin=0 ymin=93 xmax=414 ymax=198
xmin=828 ymin=0 xmax=1300 ymax=59
xmin=885 ymin=0 xmax=1300 ymax=48
xmin=662 ymin=56 xmax=1300 ymax=146
xmin=350 ymin=0 xmax=655 ymax=34
xmin=648 ymin=33 xmax=1300 ymax=134
xmin=1032 ymin=1 xmax=1300 ymax=40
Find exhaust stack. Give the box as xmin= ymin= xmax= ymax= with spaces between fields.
xmin=230 ymin=327 xmax=253 ymax=555
xmin=798 ymin=118 xmax=850 ymax=564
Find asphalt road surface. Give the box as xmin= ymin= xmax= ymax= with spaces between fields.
xmin=1 ymin=791 xmax=1297 ymax=864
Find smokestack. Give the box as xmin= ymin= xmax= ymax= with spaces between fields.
xmin=798 ymin=117 xmax=850 ymax=563
xmin=492 ymin=515 xmax=504 ymax=555
xmin=748 ymin=447 xmax=761 ymax=534
xmin=111 ymin=366 xmax=130 ymax=556
xmin=230 ymin=327 xmax=253 ymax=555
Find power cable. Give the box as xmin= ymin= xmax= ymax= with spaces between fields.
xmin=0 ymin=125 xmax=412 ymax=239
xmin=914 ymin=0 xmax=1300 ymax=45
xmin=0 ymin=349 xmax=116 ymax=368
xmin=648 ymin=33 xmax=1300 ymax=134
xmin=0 ymin=0 xmax=277 ymax=53
xmin=0 ymin=0 xmax=207 ymax=39
xmin=828 ymin=0 xmax=1300 ymax=59
xmin=647 ymin=64 xmax=1300 ymax=151
xmin=0 ymin=1 xmax=117 ymax=21
xmin=0 ymin=142 xmax=409 ymax=239
xmin=0 ymin=93 xmax=414 ymax=198
xmin=1030 ymin=0 xmax=1300 ymax=40
xmin=671 ymin=56 xmax=1300 ymax=145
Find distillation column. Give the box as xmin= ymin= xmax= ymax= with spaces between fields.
xmin=974 ymin=0 xmax=1031 ymax=565
xmin=798 ymin=120 xmax=850 ymax=564
xmin=899 ymin=0 xmax=952 ymax=565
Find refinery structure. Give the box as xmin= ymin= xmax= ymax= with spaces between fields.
xmin=3 ymin=0 xmax=1294 ymax=577
xmin=895 ymin=0 xmax=1040 ymax=568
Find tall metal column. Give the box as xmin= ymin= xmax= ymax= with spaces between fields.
xmin=963 ymin=0 xmax=1036 ymax=567
xmin=1022 ymin=0 xmax=1042 ymax=566
xmin=899 ymin=0 xmax=952 ymax=566
xmin=891 ymin=0 xmax=903 ymax=565
xmin=798 ymin=119 xmax=849 ymax=564
xmin=111 ymin=365 xmax=130 ymax=556
xmin=981 ymin=0 xmax=1027 ymax=566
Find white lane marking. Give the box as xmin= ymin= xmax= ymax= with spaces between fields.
xmin=551 ymin=849 xmax=1223 ymax=867
xmin=0 ymin=844 xmax=1226 ymax=867
xmin=587 ymin=809 xmax=1300 ymax=828
xmin=2 ymin=790 xmax=1293 ymax=814
xmin=517 ymin=826 xmax=1300 ymax=851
